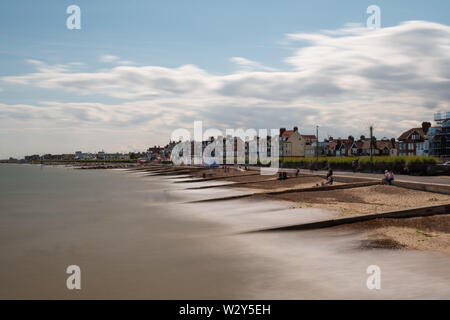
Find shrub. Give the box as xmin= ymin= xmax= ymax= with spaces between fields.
xmin=280 ymin=156 xmax=437 ymax=175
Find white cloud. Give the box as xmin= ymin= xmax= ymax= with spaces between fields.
xmin=1 ymin=20 xmax=449 ymax=157
xmin=230 ymin=57 xmax=278 ymax=72
xmin=117 ymin=60 xmax=135 ymax=66
xmin=99 ymin=55 xmax=135 ymax=66
xmin=99 ymin=54 xmax=120 ymax=63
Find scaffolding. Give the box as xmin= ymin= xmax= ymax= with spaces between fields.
xmin=432 ymin=112 xmax=450 ymax=157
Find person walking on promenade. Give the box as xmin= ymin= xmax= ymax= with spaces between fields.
xmin=323 ymin=168 xmax=334 ymax=186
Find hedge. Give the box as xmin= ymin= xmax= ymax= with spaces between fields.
xmin=280 ymin=156 xmax=437 ymax=175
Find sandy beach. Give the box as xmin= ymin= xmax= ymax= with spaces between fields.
xmin=181 ymin=166 xmax=450 ymax=257
xmin=266 ymin=184 xmax=450 ymax=216
xmin=342 ymin=215 xmax=450 ymax=255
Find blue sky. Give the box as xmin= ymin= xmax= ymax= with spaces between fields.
xmin=1 ymin=0 xmax=449 ymax=76
xmin=0 ymin=1 xmax=449 ymax=157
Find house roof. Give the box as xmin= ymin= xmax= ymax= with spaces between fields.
xmin=355 ymin=141 xmax=364 ymax=149
xmin=334 ymin=139 xmax=351 ymax=150
xmin=361 ymin=140 xmax=395 ymax=150
xmin=282 ymin=130 xmax=295 ymax=138
xmin=398 ymin=128 xmax=425 ymax=141
xmin=301 ymin=135 xmax=316 ymax=140
xmin=376 ymin=140 xmax=394 ymax=150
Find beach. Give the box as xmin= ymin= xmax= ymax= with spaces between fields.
xmin=1 ymin=163 xmax=450 ymax=299
xmin=173 ymin=166 xmax=450 ymax=256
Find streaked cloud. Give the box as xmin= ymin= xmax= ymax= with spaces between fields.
xmin=230 ymin=57 xmax=278 ymax=72
xmin=99 ymin=54 xmax=120 ymax=63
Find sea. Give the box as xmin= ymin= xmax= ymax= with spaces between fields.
xmin=1 ymin=164 xmax=449 ymax=299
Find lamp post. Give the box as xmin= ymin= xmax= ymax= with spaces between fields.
xmin=316 ymin=125 xmax=319 ymax=161
xmin=370 ymin=126 xmax=373 ymax=172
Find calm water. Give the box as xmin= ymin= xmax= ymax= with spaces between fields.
xmin=1 ymin=164 xmax=450 ymax=299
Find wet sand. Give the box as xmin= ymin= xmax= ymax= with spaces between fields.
xmin=340 ymin=215 xmax=450 ymax=255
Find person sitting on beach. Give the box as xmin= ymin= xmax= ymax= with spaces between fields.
xmin=386 ymin=170 xmax=395 ymax=185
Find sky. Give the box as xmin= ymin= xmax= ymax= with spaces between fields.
xmin=0 ymin=0 xmax=449 ymax=158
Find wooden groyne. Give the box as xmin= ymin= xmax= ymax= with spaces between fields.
xmin=175 ymin=172 xmax=260 ymax=183
xmin=246 ymin=203 xmax=450 ymax=233
xmin=187 ymin=181 xmax=379 ymax=203
xmin=185 ymin=178 xmax=278 ymax=190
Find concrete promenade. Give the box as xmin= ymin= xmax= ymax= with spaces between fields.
xmin=259 ymin=166 xmax=450 ymax=185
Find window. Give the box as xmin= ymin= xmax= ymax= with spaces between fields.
xmin=411 ymin=133 xmax=421 ymax=140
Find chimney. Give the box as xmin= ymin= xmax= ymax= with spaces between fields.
xmin=293 ymin=126 xmax=298 ymax=132
xmin=280 ymin=128 xmax=286 ymax=136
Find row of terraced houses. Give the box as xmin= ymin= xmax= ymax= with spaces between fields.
xmin=172 ymin=112 xmax=450 ymax=161
xmin=279 ymin=112 xmax=450 ymax=158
